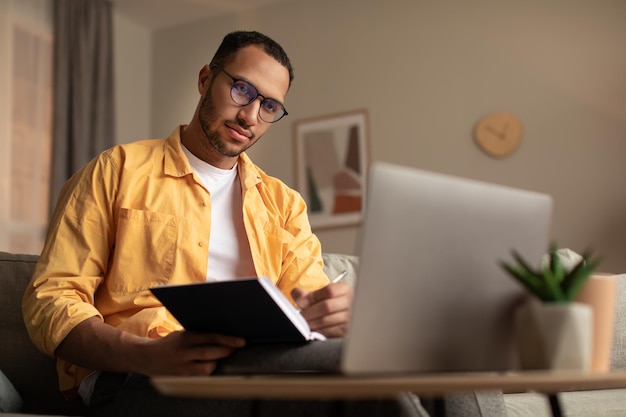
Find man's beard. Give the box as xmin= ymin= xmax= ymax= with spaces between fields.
xmin=198 ymin=91 xmax=255 ymax=158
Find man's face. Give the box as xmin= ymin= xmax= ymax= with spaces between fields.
xmin=196 ymin=45 xmax=290 ymax=164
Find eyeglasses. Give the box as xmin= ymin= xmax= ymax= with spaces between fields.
xmin=211 ymin=65 xmax=288 ymax=123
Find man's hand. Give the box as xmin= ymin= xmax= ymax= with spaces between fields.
xmin=290 ymin=282 xmax=353 ymax=338
xmin=54 ymin=317 xmax=245 ymax=377
xmin=138 ymin=331 xmax=245 ymax=376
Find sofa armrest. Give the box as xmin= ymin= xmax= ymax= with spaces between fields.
xmin=0 ymin=252 xmax=87 ymax=415
xmin=610 ymin=274 xmax=626 ymax=370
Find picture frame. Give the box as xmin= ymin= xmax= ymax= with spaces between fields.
xmin=293 ymin=109 xmax=369 ymax=230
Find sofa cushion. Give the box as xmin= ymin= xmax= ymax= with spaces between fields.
xmin=505 ymin=389 xmax=626 ymax=417
xmin=322 ymin=252 xmax=359 ymax=287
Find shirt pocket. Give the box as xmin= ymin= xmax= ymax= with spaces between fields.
xmin=263 ymin=222 xmax=295 ymax=262
xmin=108 ymin=208 xmax=179 ymax=294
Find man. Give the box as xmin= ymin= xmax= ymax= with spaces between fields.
xmin=22 ymin=31 xmax=428 ymax=416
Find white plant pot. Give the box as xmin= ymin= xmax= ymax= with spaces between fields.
xmin=515 ymin=300 xmax=593 ymax=371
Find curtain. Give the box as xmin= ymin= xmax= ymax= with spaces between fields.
xmin=49 ymin=0 xmax=115 ymax=214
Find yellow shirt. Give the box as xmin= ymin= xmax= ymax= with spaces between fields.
xmin=22 ymin=126 xmax=328 ymax=396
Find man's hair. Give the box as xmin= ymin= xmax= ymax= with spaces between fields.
xmin=210 ymin=31 xmax=294 ymax=86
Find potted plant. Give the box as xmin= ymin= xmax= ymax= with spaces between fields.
xmin=500 ymin=245 xmax=602 ymax=370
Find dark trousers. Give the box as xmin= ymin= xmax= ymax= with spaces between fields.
xmin=88 ymin=372 xmax=429 ymax=417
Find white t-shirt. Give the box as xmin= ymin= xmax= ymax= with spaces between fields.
xmin=182 ymin=146 xmax=256 ymax=281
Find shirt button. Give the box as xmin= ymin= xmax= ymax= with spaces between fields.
xmin=199 ymin=241 xmax=207 ymax=247
xmin=202 ymin=200 xmax=209 ymax=207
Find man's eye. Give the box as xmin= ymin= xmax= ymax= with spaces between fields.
xmin=234 ymin=81 xmax=255 ymax=99
xmin=263 ymin=100 xmax=279 ymax=114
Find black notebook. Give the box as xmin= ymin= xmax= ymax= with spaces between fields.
xmin=150 ymin=277 xmax=326 ymax=344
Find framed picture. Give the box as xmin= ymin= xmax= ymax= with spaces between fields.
xmin=294 ymin=109 xmax=369 ymax=230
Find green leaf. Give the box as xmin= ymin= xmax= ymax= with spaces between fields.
xmin=511 ymin=250 xmax=539 ymax=275
xmin=562 ymin=254 xmax=602 ymax=301
xmin=500 ymin=260 xmax=551 ymax=302
xmin=542 ymin=267 xmax=566 ymax=302
xmin=548 ymin=246 xmax=565 ymax=284
xmin=500 ymin=244 xmax=602 ymax=303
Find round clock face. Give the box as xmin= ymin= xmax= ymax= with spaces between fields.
xmin=474 ymin=112 xmax=523 ymax=158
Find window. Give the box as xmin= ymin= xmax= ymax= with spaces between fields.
xmin=0 ymin=0 xmax=53 ymax=254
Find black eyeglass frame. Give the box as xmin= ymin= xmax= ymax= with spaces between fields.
xmin=210 ymin=64 xmax=289 ymax=123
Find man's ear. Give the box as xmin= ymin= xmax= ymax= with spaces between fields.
xmin=198 ymin=65 xmax=212 ymax=94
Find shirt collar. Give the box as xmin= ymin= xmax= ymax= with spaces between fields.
xmin=164 ymin=125 xmax=262 ymax=191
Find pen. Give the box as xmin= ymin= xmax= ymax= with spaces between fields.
xmin=330 ymin=270 xmax=348 ymax=284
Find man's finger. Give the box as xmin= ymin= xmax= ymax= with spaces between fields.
xmin=290 ymin=287 xmax=310 ymax=309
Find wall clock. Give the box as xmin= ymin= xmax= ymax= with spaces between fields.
xmin=474 ymin=112 xmax=523 ymax=158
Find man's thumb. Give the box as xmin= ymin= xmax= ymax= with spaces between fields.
xmin=290 ymin=287 xmax=309 ymax=310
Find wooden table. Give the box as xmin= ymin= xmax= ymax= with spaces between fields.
xmin=152 ymin=370 xmax=626 ymax=417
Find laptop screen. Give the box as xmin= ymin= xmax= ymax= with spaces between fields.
xmin=342 ymin=162 xmax=553 ymax=374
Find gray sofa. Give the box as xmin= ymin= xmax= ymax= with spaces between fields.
xmin=1 ymin=251 xmax=626 ymax=416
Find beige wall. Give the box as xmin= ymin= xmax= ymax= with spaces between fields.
xmin=117 ymin=0 xmax=626 ymax=273
xmin=113 ymin=11 xmax=151 ymax=144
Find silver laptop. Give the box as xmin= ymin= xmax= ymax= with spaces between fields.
xmin=341 ymin=162 xmax=553 ymax=374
